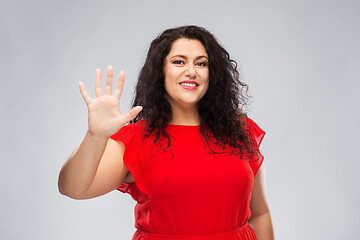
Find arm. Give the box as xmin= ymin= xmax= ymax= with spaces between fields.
xmin=58 ymin=134 xmax=127 ymax=199
xmin=249 ymin=165 xmax=275 ymax=240
xmin=58 ymin=66 xmax=142 ymax=199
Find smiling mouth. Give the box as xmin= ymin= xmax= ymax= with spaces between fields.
xmin=179 ymin=82 xmax=198 ymax=87
xmin=179 ymin=81 xmax=199 ymax=90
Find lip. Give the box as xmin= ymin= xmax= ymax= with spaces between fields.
xmin=179 ymin=81 xmax=199 ymax=86
xmin=179 ymin=81 xmax=199 ymax=90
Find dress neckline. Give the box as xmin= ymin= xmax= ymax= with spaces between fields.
xmin=167 ymin=123 xmax=200 ymax=127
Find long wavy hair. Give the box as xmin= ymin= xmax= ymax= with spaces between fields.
xmin=132 ymin=25 xmax=257 ymax=159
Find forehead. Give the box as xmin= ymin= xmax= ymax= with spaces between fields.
xmin=167 ymin=38 xmax=208 ymax=57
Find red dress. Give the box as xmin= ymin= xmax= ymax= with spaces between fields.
xmin=110 ymin=118 xmax=265 ymax=240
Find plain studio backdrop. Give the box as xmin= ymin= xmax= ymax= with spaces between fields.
xmin=1 ymin=0 xmax=359 ymax=239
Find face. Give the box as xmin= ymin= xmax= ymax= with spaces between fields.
xmin=163 ymin=38 xmax=209 ymax=110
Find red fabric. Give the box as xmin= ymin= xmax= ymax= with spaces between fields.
xmin=110 ymin=118 xmax=265 ymax=240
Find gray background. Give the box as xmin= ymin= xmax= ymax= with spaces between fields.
xmin=1 ymin=0 xmax=359 ymax=239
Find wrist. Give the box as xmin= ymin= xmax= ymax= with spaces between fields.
xmin=85 ymin=130 xmax=109 ymax=142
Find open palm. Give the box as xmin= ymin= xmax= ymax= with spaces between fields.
xmin=78 ymin=66 xmax=142 ymax=139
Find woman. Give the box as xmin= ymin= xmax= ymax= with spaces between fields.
xmin=58 ymin=25 xmax=274 ymax=239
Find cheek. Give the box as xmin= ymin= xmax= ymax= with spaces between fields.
xmin=164 ymin=76 xmax=176 ymax=97
xmin=164 ymin=76 xmax=176 ymax=91
xmin=164 ymin=68 xmax=179 ymax=84
xmin=202 ymin=72 xmax=209 ymax=90
xmin=201 ymin=69 xmax=209 ymax=82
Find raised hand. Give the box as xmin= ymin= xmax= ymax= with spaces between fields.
xmin=78 ymin=66 xmax=142 ymax=139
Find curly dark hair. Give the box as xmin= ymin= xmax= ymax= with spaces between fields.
xmin=131 ymin=25 xmax=257 ymax=158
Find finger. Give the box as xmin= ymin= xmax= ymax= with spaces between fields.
xmin=104 ymin=65 xmax=113 ymax=96
xmin=95 ymin=68 xmax=102 ymax=97
xmin=79 ymin=82 xmax=92 ymax=105
xmin=121 ymin=106 xmax=143 ymax=123
xmin=114 ymin=71 xmax=125 ymax=99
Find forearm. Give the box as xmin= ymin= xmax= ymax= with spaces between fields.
xmin=249 ymin=212 xmax=274 ymax=240
xmin=58 ymin=131 xmax=108 ymax=198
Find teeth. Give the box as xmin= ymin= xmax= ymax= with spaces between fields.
xmin=180 ymin=83 xmax=197 ymax=87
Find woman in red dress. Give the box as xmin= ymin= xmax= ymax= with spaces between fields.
xmin=58 ymin=25 xmax=274 ymax=239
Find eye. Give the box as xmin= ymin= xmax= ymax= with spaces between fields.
xmin=173 ymin=60 xmax=184 ymax=65
xmin=196 ymin=62 xmax=208 ymax=67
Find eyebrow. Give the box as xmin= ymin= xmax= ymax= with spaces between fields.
xmin=169 ymin=55 xmax=208 ymax=60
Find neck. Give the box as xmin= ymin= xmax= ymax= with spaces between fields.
xmin=168 ymin=102 xmax=201 ymax=126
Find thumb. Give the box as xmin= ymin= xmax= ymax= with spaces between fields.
xmin=122 ymin=106 xmax=143 ymax=123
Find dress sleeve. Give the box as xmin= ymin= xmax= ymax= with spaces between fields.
xmin=245 ymin=118 xmax=266 ymax=176
xmin=110 ymin=123 xmax=148 ymax=201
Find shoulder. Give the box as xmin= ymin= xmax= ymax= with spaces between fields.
xmin=244 ymin=117 xmax=265 ymax=144
xmin=236 ymin=116 xmax=265 ymax=150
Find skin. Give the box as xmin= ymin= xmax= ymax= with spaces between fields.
xmin=58 ymin=38 xmax=274 ymax=239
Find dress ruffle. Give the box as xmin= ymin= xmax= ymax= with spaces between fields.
xmin=245 ymin=118 xmax=266 ymax=176
xmin=110 ymin=121 xmax=148 ymax=195
xmin=246 ymin=118 xmax=265 ymax=147
xmin=117 ymin=181 xmax=148 ymax=204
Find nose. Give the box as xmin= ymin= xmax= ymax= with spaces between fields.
xmin=185 ymin=64 xmax=196 ymax=79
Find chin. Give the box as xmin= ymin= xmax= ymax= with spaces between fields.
xmin=178 ymin=99 xmax=201 ymax=108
